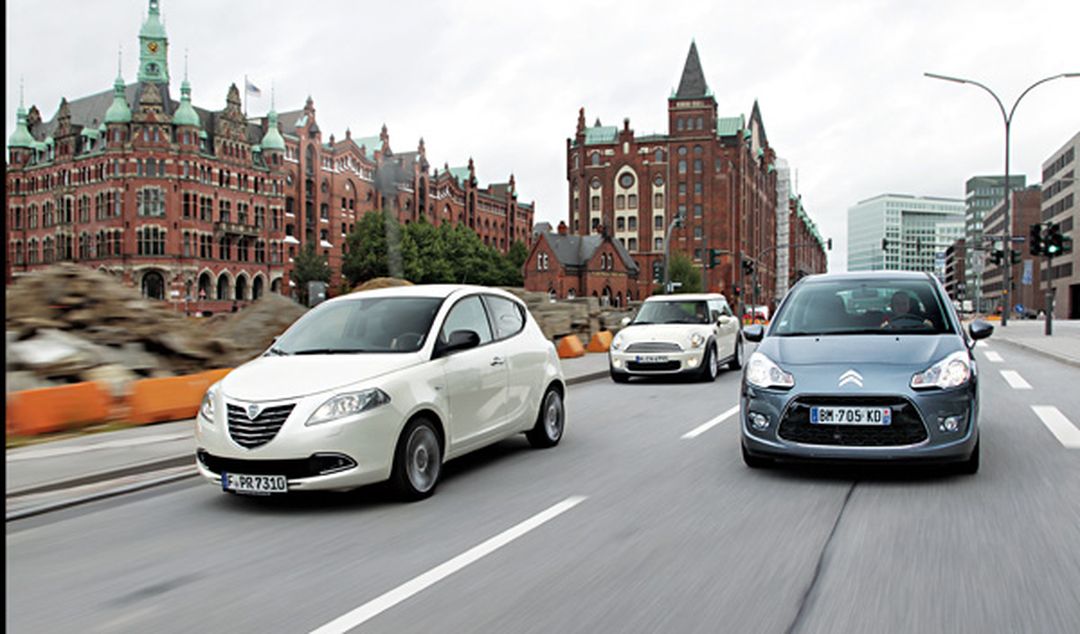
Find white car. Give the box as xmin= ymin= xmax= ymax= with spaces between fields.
xmin=609 ymin=293 xmax=743 ymax=382
xmin=195 ymin=285 xmax=566 ymax=500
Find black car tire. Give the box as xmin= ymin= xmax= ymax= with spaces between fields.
xmin=699 ymin=344 xmax=719 ymax=382
xmin=742 ymin=442 xmax=772 ymax=469
xmin=728 ymin=337 xmax=743 ymax=370
xmin=956 ymin=439 xmax=979 ymax=475
xmin=390 ymin=417 xmax=442 ymax=501
xmin=526 ymin=387 xmax=565 ymax=448
xmin=610 ymin=369 xmax=631 ymax=383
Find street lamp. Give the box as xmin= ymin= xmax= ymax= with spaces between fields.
xmin=924 ymin=71 xmax=1079 ymax=327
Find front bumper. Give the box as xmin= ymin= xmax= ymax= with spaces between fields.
xmin=609 ymin=348 xmax=707 ymax=375
xmin=740 ymin=384 xmax=979 ymax=464
xmin=194 ymin=401 xmax=404 ymax=492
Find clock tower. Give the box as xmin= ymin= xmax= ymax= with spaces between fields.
xmin=138 ymin=0 xmax=169 ymax=84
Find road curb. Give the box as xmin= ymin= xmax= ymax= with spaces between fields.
xmin=5 ymin=454 xmax=195 ymax=499
xmin=992 ymin=338 xmax=1080 ymax=370
xmin=566 ymin=370 xmax=610 ymax=386
xmin=6 ymin=468 xmax=198 ymax=522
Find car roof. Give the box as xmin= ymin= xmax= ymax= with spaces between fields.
xmin=797 ymin=271 xmax=936 ymax=284
xmin=321 ymin=284 xmax=520 ymax=305
xmin=644 ymin=293 xmax=727 ymax=302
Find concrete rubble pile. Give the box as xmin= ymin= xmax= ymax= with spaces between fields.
xmin=5 ymin=264 xmax=306 ymax=394
xmin=504 ymin=289 xmax=637 ymax=345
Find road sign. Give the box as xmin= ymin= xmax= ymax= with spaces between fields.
xmin=1015 ymin=304 xmax=1024 ymax=314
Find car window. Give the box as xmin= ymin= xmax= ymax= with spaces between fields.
xmin=274 ymin=297 xmax=443 ymax=353
xmin=707 ymin=300 xmax=724 ymax=322
xmin=440 ymin=296 xmax=493 ymax=345
xmin=484 ymin=295 xmax=526 ymax=340
xmin=633 ymin=301 xmax=710 ymax=324
xmin=771 ymin=280 xmax=953 ymax=336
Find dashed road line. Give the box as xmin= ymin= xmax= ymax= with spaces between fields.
xmin=1031 ymin=406 xmax=1080 ymax=449
xmin=999 ymin=370 xmax=1032 ymax=390
xmin=309 ymin=495 xmax=588 ymax=634
xmin=976 ymin=341 xmax=989 ymax=348
xmin=682 ymin=405 xmax=740 ymax=440
xmin=984 ymin=351 xmax=1004 ymax=363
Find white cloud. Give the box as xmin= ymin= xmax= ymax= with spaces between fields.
xmin=7 ymin=0 xmax=1080 ymax=272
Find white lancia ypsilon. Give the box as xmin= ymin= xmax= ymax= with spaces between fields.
xmin=195 ymin=285 xmax=566 ymax=500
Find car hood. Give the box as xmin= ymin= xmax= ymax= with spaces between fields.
xmin=618 ymin=324 xmax=712 ymax=344
xmin=221 ymin=353 xmax=425 ymax=401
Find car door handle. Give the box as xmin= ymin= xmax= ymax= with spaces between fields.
xmin=491 ymin=356 xmax=506 ymax=366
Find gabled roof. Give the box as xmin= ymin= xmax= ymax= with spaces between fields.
xmin=354 ymin=135 xmax=382 ymax=155
xmin=674 ymin=41 xmax=710 ymax=100
xmin=584 ymin=125 xmax=618 ymax=146
xmin=716 ymin=115 xmax=744 ymax=137
xmin=543 ymin=233 xmax=639 ymax=274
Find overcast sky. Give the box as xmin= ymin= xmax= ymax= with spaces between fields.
xmin=7 ymin=0 xmax=1080 ymax=270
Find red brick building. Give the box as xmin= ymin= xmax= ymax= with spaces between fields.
xmin=533 ymin=42 xmax=780 ymax=304
xmin=983 ymin=187 xmax=1045 ymax=315
xmin=787 ymin=195 xmax=828 ymax=289
xmin=524 ymin=221 xmax=640 ymax=305
xmin=6 ymin=0 xmax=534 ymax=310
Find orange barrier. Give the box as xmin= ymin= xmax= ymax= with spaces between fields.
xmin=6 ymin=382 xmax=113 ymax=436
xmin=586 ymin=330 xmax=614 ymax=353
xmin=127 ymin=368 xmax=232 ymax=425
xmin=556 ymin=335 xmax=586 ymax=359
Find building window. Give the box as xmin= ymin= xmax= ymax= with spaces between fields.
xmin=628 ymin=238 xmax=637 ymax=251
xmin=694 ymin=226 xmax=703 ymax=239
xmin=694 ymin=182 xmax=703 ymax=195
xmin=694 ymin=204 xmax=703 ymax=217
xmin=616 ymin=195 xmax=625 ymax=210
xmin=677 ymin=118 xmax=684 ymax=131
xmin=628 ymin=217 xmax=637 ymax=230
xmin=590 ymin=152 xmax=600 ymax=166
xmin=137 ymin=226 xmax=166 ymax=256
xmin=655 ymin=215 xmax=664 ymax=229
xmin=655 ymin=237 xmax=663 ymax=251
xmin=654 ymin=193 xmax=664 ymax=209
xmin=137 ymin=188 xmax=166 ymax=217
xmin=591 ymin=196 xmax=600 ymax=211
xmin=678 ymin=160 xmax=686 ymax=174
xmin=654 ymin=150 xmax=664 ymax=162
xmin=693 ymin=159 xmax=703 ymax=173
xmin=616 ymin=217 xmax=626 ymax=231
xmin=628 ymin=194 xmax=637 ymax=209
xmin=694 ymin=248 xmax=702 ymax=260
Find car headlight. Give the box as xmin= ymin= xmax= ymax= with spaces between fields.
xmin=745 ymin=352 xmax=795 ymax=389
xmin=690 ymin=333 xmax=705 ymax=348
xmin=612 ymin=334 xmax=624 ymax=350
xmin=305 ymin=388 xmax=391 ymax=426
xmin=199 ymin=384 xmax=217 ymax=423
xmin=911 ymin=351 xmax=971 ymax=390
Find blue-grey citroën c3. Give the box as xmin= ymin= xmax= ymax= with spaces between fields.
xmin=740 ymin=272 xmax=993 ymax=473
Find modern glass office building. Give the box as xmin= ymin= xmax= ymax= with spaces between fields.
xmin=847 ymin=193 xmax=964 ymax=275
xmin=964 ymin=175 xmax=1026 ymax=310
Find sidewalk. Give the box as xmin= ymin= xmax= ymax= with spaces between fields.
xmin=986 ymin=319 xmax=1080 ymax=368
xmin=5 ymin=352 xmax=611 ymax=512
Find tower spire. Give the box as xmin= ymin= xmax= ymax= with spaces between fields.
xmin=674 ymin=40 xmax=709 ymax=99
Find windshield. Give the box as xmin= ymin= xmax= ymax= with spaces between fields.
xmin=273 ymin=297 xmax=444 ymax=354
xmin=633 ymin=300 xmax=711 ymax=325
xmin=770 ymin=279 xmax=954 ymax=336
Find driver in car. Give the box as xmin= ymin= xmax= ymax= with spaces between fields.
xmin=881 ymin=291 xmax=933 ymax=328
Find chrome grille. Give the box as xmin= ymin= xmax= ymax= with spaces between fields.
xmin=227 ymin=403 xmax=295 ymax=449
xmin=624 ymin=341 xmax=683 ymax=353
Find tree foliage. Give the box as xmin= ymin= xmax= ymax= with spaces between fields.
xmin=661 ymin=250 xmax=703 ymax=294
xmin=291 ymin=243 xmax=331 ymax=303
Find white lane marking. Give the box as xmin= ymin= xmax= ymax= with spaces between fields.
xmin=1000 ymin=370 xmax=1032 ymax=390
xmin=1031 ymin=406 xmax=1080 ymax=449
xmin=976 ymin=341 xmax=989 ymax=348
xmin=6 ymin=433 xmax=191 ymax=462
xmin=309 ymin=495 xmax=587 ymax=634
xmin=682 ymin=405 xmax=740 ymax=440
xmin=984 ymin=351 xmax=1004 ymax=363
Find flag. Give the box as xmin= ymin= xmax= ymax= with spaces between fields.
xmin=245 ymin=79 xmax=262 ymax=97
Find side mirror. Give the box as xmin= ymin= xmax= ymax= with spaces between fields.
xmin=743 ymin=324 xmax=765 ymax=342
xmin=435 ymin=329 xmax=481 ymax=358
xmin=620 ymin=316 xmax=631 ymax=327
xmin=968 ymin=320 xmax=993 ymax=342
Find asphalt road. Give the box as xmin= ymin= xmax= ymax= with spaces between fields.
xmin=7 ymin=340 xmax=1080 ymax=633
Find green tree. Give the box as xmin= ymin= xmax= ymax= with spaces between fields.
xmin=405 ymin=218 xmax=454 ymax=283
xmin=343 ymin=210 xmax=420 ymax=285
xmin=507 ymin=240 xmax=529 ymax=270
xmin=661 ymin=250 xmax=703 ymax=294
xmin=292 ymin=243 xmax=331 ymax=303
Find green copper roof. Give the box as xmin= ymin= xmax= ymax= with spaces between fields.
xmin=8 ymin=106 xmax=35 ymax=148
xmin=355 ymin=135 xmax=381 ymax=153
xmin=260 ymin=110 xmax=285 ymax=151
xmin=448 ymin=166 xmax=471 ymax=183
xmin=172 ymin=80 xmax=201 ymax=127
xmin=81 ymin=126 xmax=100 ymax=138
xmin=715 ymin=116 xmax=743 ymax=137
xmin=584 ymin=125 xmax=618 ymax=146
xmin=139 ymin=0 xmax=167 ymax=39
xmin=252 ymin=144 xmax=262 ymax=152
xmin=104 ymin=76 xmax=132 ymax=123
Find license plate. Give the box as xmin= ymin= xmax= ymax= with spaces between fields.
xmin=635 ymin=355 xmax=669 ymax=363
xmin=222 ymin=472 xmax=288 ymax=495
xmin=810 ymin=406 xmax=891 ymax=426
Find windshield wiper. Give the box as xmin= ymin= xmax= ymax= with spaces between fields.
xmin=291 ymin=348 xmax=371 ymax=355
xmin=265 ymin=347 xmax=289 ymax=356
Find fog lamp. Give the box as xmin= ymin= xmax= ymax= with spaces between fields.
xmin=749 ymin=412 xmax=770 ymax=431
xmin=687 ymin=357 xmax=699 ymax=368
xmin=939 ymin=415 xmax=963 ymax=433
xmin=612 ymin=358 xmax=623 ymax=369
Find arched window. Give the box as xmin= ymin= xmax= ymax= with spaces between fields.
xmin=141 ymin=271 xmax=165 ymax=300
xmin=590 ymin=152 xmax=600 ymax=166
xmin=654 ymin=149 xmax=664 ymax=162
xmin=216 ymin=274 xmax=230 ymax=300
xmin=235 ymin=275 xmax=248 ymax=301
xmin=252 ymin=276 xmax=264 ymax=300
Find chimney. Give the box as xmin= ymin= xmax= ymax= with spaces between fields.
xmin=557 ymin=220 xmax=568 ymax=235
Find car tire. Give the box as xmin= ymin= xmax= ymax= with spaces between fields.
xmin=728 ymin=337 xmax=743 ymax=370
xmin=390 ymin=417 xmax=443 ymax=501
xmin=699 ymin=344 xmax=719 ymax=382
xmin=527 ymin=387 xmax=565 ymax=448
xmin=742 ymin=442 xmax=772 ymax=469
xmin=956 ymin=439 xmax=979 ymax=475
xmin=610 ymin=370 xmax=631 ymax=383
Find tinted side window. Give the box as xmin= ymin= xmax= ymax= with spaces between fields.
xmin=440 ymin=296 xmax=493 ymax=344
xmin=707 ymin=300 xmax=724 ymax=322
xmin=484 ymin=295 xmax=526 ymax=340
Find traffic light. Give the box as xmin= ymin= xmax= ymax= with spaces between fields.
xmin=1045 ymin=222 xmax=1069 ymax=256
xmin=652 ymin=260 xmax=663 ymax=283
xmin=733 ymin=284 xmax=742 ymax=297
xmin=1030 ymin=223 xmax=1044 ymax=256
xmin=708 ymin=248 xmax=722 ymax=269
xmin=741 ymin=257 xmax=755 ymax=275
xmin=826 ymin=238 xmax=833 ymax=251
xmin=989 ymin=249 xmax=1004 ymax=266
xmin=1010 ymin=249 xmax=1022 ymax=265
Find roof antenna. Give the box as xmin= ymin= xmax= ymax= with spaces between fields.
xmin=184 ymin=48 xmax=189 ymax=81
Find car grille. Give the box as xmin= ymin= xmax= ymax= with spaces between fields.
xmin=778 ymin=396 xmax=929 ymax=447
xmin=226 ymin=403 xmax=295 ymax=449
xmin=626 ymin=360 xmax=682 ymax=372
xmin=625 ymin=341 xmax=683 ymax=353
xmin=197 ymin=450 xmax=356 ymax=479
